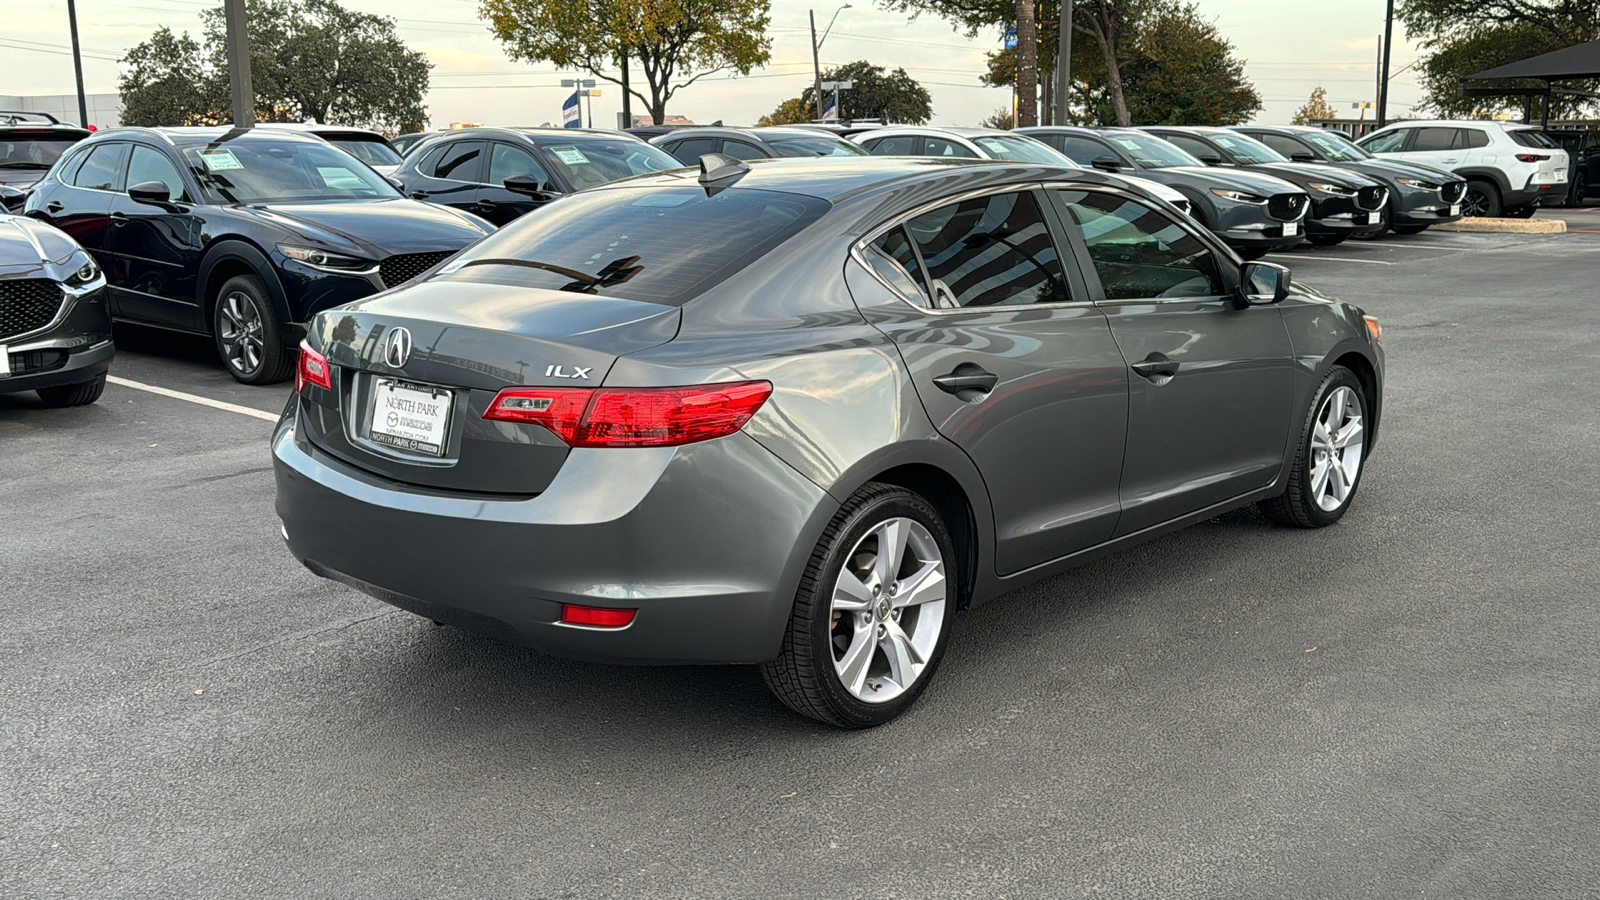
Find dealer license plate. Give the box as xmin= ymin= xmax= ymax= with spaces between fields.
xmin=0 ymin=344 xmax=10 ymax=378
xmin=1283 ymin=221 xmax=1298 ymax=237
xmin=1449 ymin=204 xmax=1461 ymax=216
xmin=1554 ymin=170 xmax=1568 ymax=182
xmin=368 ymin=378 xmax=453 ymax=456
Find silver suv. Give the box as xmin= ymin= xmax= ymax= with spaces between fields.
xmin=1357 ymin=120 xmax=1569 ymax=217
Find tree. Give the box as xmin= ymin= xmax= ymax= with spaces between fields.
xmin=758 ymin=97 xmax=814 ymax=126
xmin=979 ymin=106 xmax=1015 ymax=128
xmin=481 ymin=0 xmax=772 ymax=125
xmin=1292 ymin=86 xmax=1338 ymax=124
xmin=118 ymin=0 xmax=429 ymax=131
xmin=1398 ymin=0 xmax=1600 ymax=119
xmin=798 ymin=61 xmax=933 ymax=123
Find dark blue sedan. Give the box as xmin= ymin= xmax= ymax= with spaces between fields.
xmin=26 ymin=127 xmax=495 ymax=384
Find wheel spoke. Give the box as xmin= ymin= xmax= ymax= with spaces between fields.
xmin=873 ymin=519 xmax=908 ymax=587
xmin=1311 ymin=420 xmax=1334 ymax=452
xmin=1310 ymin=458 xmax=1331 ymax=497
xmin=1327 ymin=388 xmax=1347 ymax=428
xmin=892 ymin=560 xmax=946 ymax=609
xmin=832 ymin=570 xmax=874 ymax=612
xmin=1334 ymin=416 xmax=1363 ymax=449
xmin=834 ymin=624 xmax=875 ymax=696
xmin=880 ymin=619 xmax=924 ymax=688
xmin=1327 ymin=455 xmax=1349 ymax=501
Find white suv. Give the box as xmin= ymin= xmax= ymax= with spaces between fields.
xmin=1357 ymin=120 xmax=1569 ymax=218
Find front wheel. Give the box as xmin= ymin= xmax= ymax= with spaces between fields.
xmin=761 ymin=484 xmax=957 ymax=728
xmin=1307 ymin=234 xmax=1347 ymax=247
xmin=1462 ymin=180 xmax=1501 ymax=218
xmin=1259 ymin=366 xmax=1368 ymax=528
xmin=1392 ymin=224 xmax=1429 ymax=235
xmin=1236 ymin=246 xmax=1270 ymax=261
xmin=1565 ymin=172 xmax=1587 ymax=207
xmin=213 ymin=274 xmax=293 ymax=385
xmin=37 ymin=373 xmax=106 ymax=407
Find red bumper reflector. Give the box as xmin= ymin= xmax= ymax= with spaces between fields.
xmin=483 ymin=380 xmax=772 ymax=448
xmin=296 ymin=341 xmax=331 ymax=392
xmin=560 ymin=604 xmax=637 ymax=628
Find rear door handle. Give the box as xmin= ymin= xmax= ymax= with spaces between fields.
xmin=477 ymin=199 xmax=496 ymax=209
xmin=1131 ymin=353 xmax=1179 ymax=381
xmin=45 ymin=201 xmax=63 ymax=213
xmin=932 ymin=364 xmax=999 ymax=396
xmin=109 ymin=212 xmax=128 ymax=227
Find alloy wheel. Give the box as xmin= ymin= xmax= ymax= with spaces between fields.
xmin=218 ymin=291 xmax=266 ymax=376
xmin=828 ymin=517 xmax=949 ymax=703
xmin=1462 ymin=187 xmax=1491 ymax=217
xmin=1309 ymin=385 xmax=1365 ymax=512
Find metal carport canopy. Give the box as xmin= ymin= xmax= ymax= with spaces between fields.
xmin=1465 ymin=39 xmax=1600 ymax=81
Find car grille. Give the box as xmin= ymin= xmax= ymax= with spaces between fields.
xmin=0 ymin=278 xmax=65 ymax=342
xmin=1356 ymin=186 xmax=1387 ymax=211
xmin=1440 ymin=181 xmax=1467 ymax=204
xmin=1267 ymin=193 xmax=1307 ymax=221
xmin=378 ymin=251 xmax=452 ymax=289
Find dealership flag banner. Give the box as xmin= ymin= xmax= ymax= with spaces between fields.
xmin=562 ymin=91 xmax=581 ymax=128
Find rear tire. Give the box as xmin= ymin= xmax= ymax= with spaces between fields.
xmin=1462 ymin=180 xmax=1501 ymax=218
xmin=36 ymin=373 xmax=106 ymax=407
xmin=213 ymin=274 xmax=293 ymax=385
xmin=1259 ymin=366 xmax=1368 ymax=529
xmin=1565 ymin=172 xmax=1586 ymax=207
xmin=761 ymin=483 xmax=957 ymax=728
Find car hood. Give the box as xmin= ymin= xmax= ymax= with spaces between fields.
xmin=230 ymin=198 xmax=494 ymax=259
xmin=0 ymin=214 xmax=85 ymax=278
xmin=1164 ymin=166 xmax=1303 ymax=195
xmin=1341 ymin=158 xmax=1463 ymax=185
xmin=1248 ymin=161 xmax=1378 ymax=188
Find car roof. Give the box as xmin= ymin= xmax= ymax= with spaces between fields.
xmin=265 ymin=123 xmax=389 ymax=139
xmin=436 ymin=126 xmax=645 ymax=143
xmin=590 ymin=156 xmax=1083 ymax=204
xmin=89 ymin=126 xmax=334 ymax=147
xmin=654 ymin=126 xmax=855 ymax=141
xmin=1369 ymin=119 xmax=1541 ymax=131
xmin=856 ymin=126 xmax=1013 ymax=138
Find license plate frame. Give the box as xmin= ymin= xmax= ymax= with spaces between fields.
xmin=1449 ymin=204 xmax=1461 ymax=216
xmin=367 ymin=377 xmax=454 ymax=458
xmin=1554 ymin=170 xmax=1569 ymax=183
xmin=1282 ymin=221 xmax=1299 ymax=237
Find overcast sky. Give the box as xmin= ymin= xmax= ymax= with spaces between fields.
xmin=8 ymin=0 xmax=1426 ymax=130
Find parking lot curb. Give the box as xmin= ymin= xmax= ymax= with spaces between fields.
xmin=1434 ymin=218 xmax=1567 ymax=234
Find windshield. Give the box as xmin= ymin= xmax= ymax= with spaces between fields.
xmin=0 ymin=136 xmax=81 ymax=170
xmin=1299 ymin=130 xmax=1370 ymax=161
xmin=1102 ymin=132 xmax=1200 ymax=168
xmin=435 ymin=187 xmax=830 ymax=306
xmin=764 ymin=134 xmax=869 ymax=157
xmin=534 ymin=139 xmax=681 ymax=190
xmin=973 ymin=135 xmax=1077 ymax=165
xmin=1208 ymin=132 xmax=1288 ymax=165
xmin=179 ymin=140 xmax=400 ymax=203
xmin=332 ymin=138 xmax=403 ymax=167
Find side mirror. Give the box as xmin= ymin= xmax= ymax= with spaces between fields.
xmin=1240 ymin=260 xmax=1291 ymax=305
xmin=1289 ymin=151 xmax=1316 ymax=162
xmin=1198 ymin=154 xmax=1225 ymax=166
xmin=386 ymin=176 xmax=405 ymax=191
xmin=128 ymin=180 xmax=174 ymax=208
xmin=503 ymin=174 xmax=558 ymax=200
xmin=1090 ymin=155 xmax=1124 ymax=172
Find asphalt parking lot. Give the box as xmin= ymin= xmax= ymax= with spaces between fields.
xmin=5 ymin=227 xmax=1600 ymax=898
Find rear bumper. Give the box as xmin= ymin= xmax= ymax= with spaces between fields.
xmin=272 ymin=408 xmax=833 ymax=664
xmin=1504 ymin=180 xmax=1568 ymax=209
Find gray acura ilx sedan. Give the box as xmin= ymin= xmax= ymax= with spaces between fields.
xmin=273 ymin=155 xmax=1385 ymax=727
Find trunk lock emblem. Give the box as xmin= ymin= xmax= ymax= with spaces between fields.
xmin=384 ymin=327 xmax=413 ymax=368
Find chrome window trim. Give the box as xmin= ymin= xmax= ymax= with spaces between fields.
xmin=849 ymin=182 xmax=1093 ymax=317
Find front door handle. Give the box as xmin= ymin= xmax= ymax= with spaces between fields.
xmin=477 ymin=199 xmax=496 ymax=210
xmin=1131 ymin=353 xmax=1180 ymax=382
xmin=410 ymin=191 xmax=429 ymax=200
xmin=45 ymin=201 xmax=63 ymax=213
xmin=109 ymin=212 xmax=128 ymax=227
xmin=932 ymin=364 xmax=999 ymax=396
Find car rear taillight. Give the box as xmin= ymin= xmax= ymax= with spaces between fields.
xmin=1515 ymin=153 xmax=1550 ymax=163
xmin=560 ymin=604 xmax=636 ymax=628
xmin=296 ymin=341 xmax=331 ymax=392
xmin=483 ymin=381 xmax=772 ymax=448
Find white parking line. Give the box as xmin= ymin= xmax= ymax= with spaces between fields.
xmin=107 ymin=375 xmax=280 ymax=422
xmin=1273 ymin=254 xmax=1395 ymax=266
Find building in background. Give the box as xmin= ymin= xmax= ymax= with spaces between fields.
xmin=0 ymin=94 xmax=122 ymax=130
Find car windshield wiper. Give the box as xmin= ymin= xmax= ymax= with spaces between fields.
xmin=456 ymin=256 xmax=645 ymax=293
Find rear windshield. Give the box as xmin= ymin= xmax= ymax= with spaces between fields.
xmin=764 ymin=134 xmax=869 ymax=157
xmin=0 ymin=135 xmax=82 ymax=170
xmin=1510 ymin=130 xmax=1560 ymax=149
xmin=331 ymin=137 xmax=403 ymax=167
xmin=434 ymin=186 xmax=830 ymax=306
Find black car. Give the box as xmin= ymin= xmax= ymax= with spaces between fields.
xmin=25 ymin=126 xmax=494 ymax=384
xmin=271 ymin=124 xmax=406 ymax=175
xmin=394 ymin=127 xmax=682 ymax=226
xmin=1233 ymin=125 xmax=1467 ymax=235
xmin=654 ymin=127 xmax=872 ymax=162
xmin=0 ymin=212 xmax=113 ymax=406
xmin=390 ymin=132 xmax=434 ymax=157
xmin=1018 ymin=126 xmax=1311 ymax=259
xmin=1546 ymin=130 xmax=1596 ymax=207
xmin=0 ymin=112 xmax=91 ymax=213
xmin=1142 ymin=126 xmax=1389 ymax=246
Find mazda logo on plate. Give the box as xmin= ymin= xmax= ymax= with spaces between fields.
xmin=384 ymin=327 xmax=413 ymax=368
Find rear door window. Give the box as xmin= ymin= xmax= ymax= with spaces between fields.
xmin=901 ymin=189 xmax=1069 ymax=308
xmin=721 ymin=140 xmax=768 ymax=160
xmin=1257 ymin=133 xmax=1310 ymax=158
xmin=435 ymin=187 xmax=831 ymax=306
xmin=1411 ymin=128 xmax=1459 ymax=151
xmin=663 ymin=137 xmax=716 ymax=163
xmin=1055 ymin=135 xmax=1115 ymax=166
xmin=923 ymin=137 xmax=979 ymax=158
xmin=1162 ymin=134 xmax=1220 ymax=162
xmin=427 ymin=140 xmax=485 ymax=182
xmin=866 ymin=226 xmax=930 ymax=305
xmin=67 ymin=142 xmax=129 ymax=191
xmin=863 ymin=135 xmax=918 ymax=155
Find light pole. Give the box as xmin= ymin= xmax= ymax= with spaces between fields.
xmin=224 ymin=0 xmax=255 ymax=127
xmin=65 ymin=0 xmax=88 ymax=127
xmin=810 ymin=4 xmax=851 ymax=121
xmin=1377 ymin=0 xmax=1395 ymax=126
xmin=1055 ymin=0 xmax=1073 ymax=126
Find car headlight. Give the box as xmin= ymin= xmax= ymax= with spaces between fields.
xmin=1395 ymin=178 xmax=1440 ymax=190
xmin=64 ymin=255 xmax=100 ymax=286
xmin=1210 ymin=188 xmax=1267 ymax=204
xmin=1306 ymin=182 xmax=1355 ymax=197
xmin=278 ymin=244 xmax=372 ymax=272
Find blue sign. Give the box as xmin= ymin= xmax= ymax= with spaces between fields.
xmin=561 ymin=91 xmax=581 ymax=128
xmin=1003 ymin=24 xmax=1017 ymax=50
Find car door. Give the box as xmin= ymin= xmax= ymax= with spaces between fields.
xmin=106 ymin=143 xmax=204 ymax=330
xmin=1048 ymin=185 xmax=1295 ymax=535
xmin=852 ymin=185 xmax=1130 ymax=574
xmin=406 ymin=139 xmax=484 ymax=212
xmin=37 ymin=142 xmax=126 ymax=306
xmin=474 ymin=141 xmax=557 ymax=226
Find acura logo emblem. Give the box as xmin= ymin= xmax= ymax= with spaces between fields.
xmin=384 ymin=327 xmax=413 ymax=368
